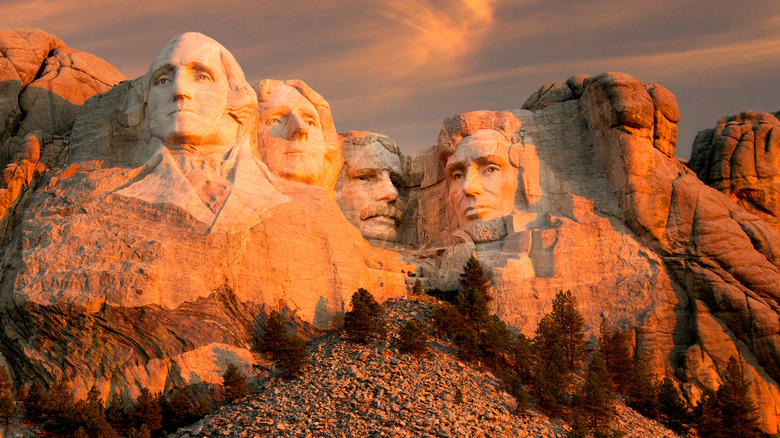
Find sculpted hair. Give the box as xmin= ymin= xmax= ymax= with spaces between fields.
xmin=339 ymin=131 xmax=401 ymax=166
xmin=436 ymin=111 xmax=523 ymax=168
xmin=139 ymin=32 xmax=257 ymax=132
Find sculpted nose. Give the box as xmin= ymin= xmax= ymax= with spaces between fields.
xmin=463 ymin=167 xmax=482 ymax=196
xmin=173 ymin=73 xmax=193 ymax=100
xmin=286 ymin=113 xmax=310 ymax=141
xmin=375 ymin=174 xmax=399 ymax=203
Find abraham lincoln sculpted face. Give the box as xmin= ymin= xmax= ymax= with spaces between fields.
xmin=438 ymin=111 xmax=542 ymax=239
xmin=145 ymin=33 xmax=243 ymax=151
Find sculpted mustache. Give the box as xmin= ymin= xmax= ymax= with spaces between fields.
xmin=360 ymin=204 xmax=403 ymax=222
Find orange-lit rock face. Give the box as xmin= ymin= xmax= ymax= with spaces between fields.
xmin=257 ymin=83 xmax=340 ymax=192
xmin=445 ymin=129 xmax=519 ymax=229
xmin=337 ymin=134 xmax=404 ymax=243
xmin=146 ymin=34 xmax=239 ymax=149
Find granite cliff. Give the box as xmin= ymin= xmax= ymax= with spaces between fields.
xmin=0 ymin=29 xmax=778 ymax=434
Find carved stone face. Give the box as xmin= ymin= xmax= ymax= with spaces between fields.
xmin=257 ymin=85 xmax=329 ymax=185
xmin=146 ymin=35 xmax=237 ymax=147
xmin=338 ymin=141 xmax=404 ymax=242
xmin=445 ymin=129 xmax=519 ymax=228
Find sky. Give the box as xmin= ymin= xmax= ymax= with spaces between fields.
xmin=4 ymin=0 xmax=780 ymax=159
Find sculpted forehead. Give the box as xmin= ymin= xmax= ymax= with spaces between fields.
xmin=347 ymin=142 xmax=402 ymax=175
xmin=260 ymin=85 xmax=318 ymax=119
xmin=151 ymin=36 xmax=225 ymax=77
xmin=448 ymin=129 xmax=511 ymax=167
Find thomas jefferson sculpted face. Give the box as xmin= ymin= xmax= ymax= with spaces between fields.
xmin=256 ymin=80 xmax=341 ymax=192
xmin=146 ymin=33 xmax=250 ymax=150
xmin=337 ymin=133 xmax=404 ymax=243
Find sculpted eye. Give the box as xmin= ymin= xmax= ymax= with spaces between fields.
xmin=264 ymin=116 xmax=281 ymax=126
xmin=484 ymin=165 xmax=501 ymax=175
xmin=196 ymin=72 xmax=213 ymax=81
xmin=154 ymin=76 xmax=170 ymax=86
xmin=450 ymin=171 xmax=464 ymax=180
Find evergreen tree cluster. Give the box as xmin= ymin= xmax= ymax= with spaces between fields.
xmin=12 ymin=375 xmax=211 ymax=437
xmin=258 ymin=310 xmax=310 ymax=378
xmin=344 ymin=288 xmax=387 ymax=343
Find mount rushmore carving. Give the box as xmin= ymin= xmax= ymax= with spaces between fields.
xmin=1 ymin=29 xmax=780 ymax=433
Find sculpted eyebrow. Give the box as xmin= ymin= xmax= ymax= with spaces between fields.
xmin=151 ymin=64 xmax=174 ymax=81
xmin=189 ymin=62 xmax=216 ymax=76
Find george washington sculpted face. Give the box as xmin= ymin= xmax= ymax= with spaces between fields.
xmin=146 ymin=34 xmax=239 ymax=149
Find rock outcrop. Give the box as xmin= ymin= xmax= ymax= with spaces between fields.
xmin=688 ymin=110 xmax=780 ymax=234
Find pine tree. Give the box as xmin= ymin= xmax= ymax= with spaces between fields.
xmin=277 ymin=334 xmax=309 ymax=377
xmin=693 ymin=388 xmax=722 ymax=438
xmin=344 ymin=288 xmax=386 ymax=342
xmin=411 ymin=279 xmax=424 ymax=296
xmin=656 ymin=377 xmax=688 ymax=433
xmin=511 ymin=333 xmax=534 ymax=383
xmin=0 ymin=366 xmax=14 ymax=425
xmin=626 ymin=361 xmax=656 ymax=418
xmin=431 ymin=303 xmax=465 ymax=338
xmin=398 ymin=319 xmax=429 ymax=356
xmin=459 ymin=254 xmax=491 ymax=299
xmin=716 ymin=356 xmax=761 ymax=438
xmin=599 ymin=319 xmax=634 ymax=394
xmin=42 ymin=377 xmax=77 ymax=435
xmin=105 ymin=392 xmax=132 ymax=436
xmin=72 ymin=385 xmax=118 ymax=438
xmin=532 ymin=314 xmax=570 ymax=414
xmin=25 ymin=379 xmax=46 ymax=423
xmin=550 ymin=290 xmax=585 ymax=371
xmin=580 ymin=353 xmax=615 ymax=430
xmin=260 ymin=310 xmax=288 ymax=359
xmin=479 ymin=315 xmax=513 ymax=367
xmin=132 ymin=388 xmax=162 ymax=433
xmin=222 ymin=363 xmax=248 ymax=402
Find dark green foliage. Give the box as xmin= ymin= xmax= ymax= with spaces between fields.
xmin=656 ymin=377 xmax=688 ymax=433
xmin=454 ymin=387 xmax=463 ymax=405
xmin=500 ymin=372 xmax=528 ymax=416
xmin=693 ymin=389 xmax=722 ymax=438
xmin=455 ymin=288 xmax=490 ymax=325
xmin=0 ymin=366 xmax=14 ymax=425
xmin=511 ymin=333 xmax=534 ymax=383
xmin=568 ymin=414 xmax=588 ymax=438
xmin=626 ymin=361 xmax=656 ymax=418
xmin=425 ymin=288 xmax=459 ymax=303
xmin=344 ymin=288 xmax=386 ymax=343
xmin=128 ymin=424 xmax=152 ymax=438
xmin=431 ymin=303 xmax=465 ymax=338
xmin=72 ymin=385 xmax=118 ymax=438
xmin=532 ymin=313 xmax=571 ymax=413
xmin=132 ymin=388 xmax=162 ymax=434
xmin=599 ymin=320 xmax=634 ymax=395
xmin=411 ymin=279 xmax=424 ymax=296
xmin=15 ymin=384 xmax=27 ymax=405
xmin=704 ymin=356 xmax=762 ymax=438
xmin=42 ymin=377 xmax=76 ymax=435
xmin=459 ymin=254 xmax=491 ymax=299
xmin=0 ymin=394 xmax=13 ymax=426
xmin=479 ymin=315 xmax=513 ymax=367
xmin=25 ymin=380 xmax=46 ymax=422
xmin=277 ymin=334 xmax=309 ymax=378
xmin=161 ymin=388 xmax=193 ymax=432
xmin=105 ymin=392 xmax=132 ymax=436
xmin=717 ymin=357 xmax=761 ymax=437
xmin=398 ymin=319 xmax=429 ymax=356
xmin=454 ymin=326 xmax=480 ymax=361
xmin=257 ymin=310 xmax=310 ymax=377
xmin=580 ymin=353 xmax=615 ymax=430
xmin=550 ymin=290 xmax=585 ymax=371
xmin=260 ymin=310 xmax=288 ymax=359
xmin=222 ymin=363 xmax=248 ymax=402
